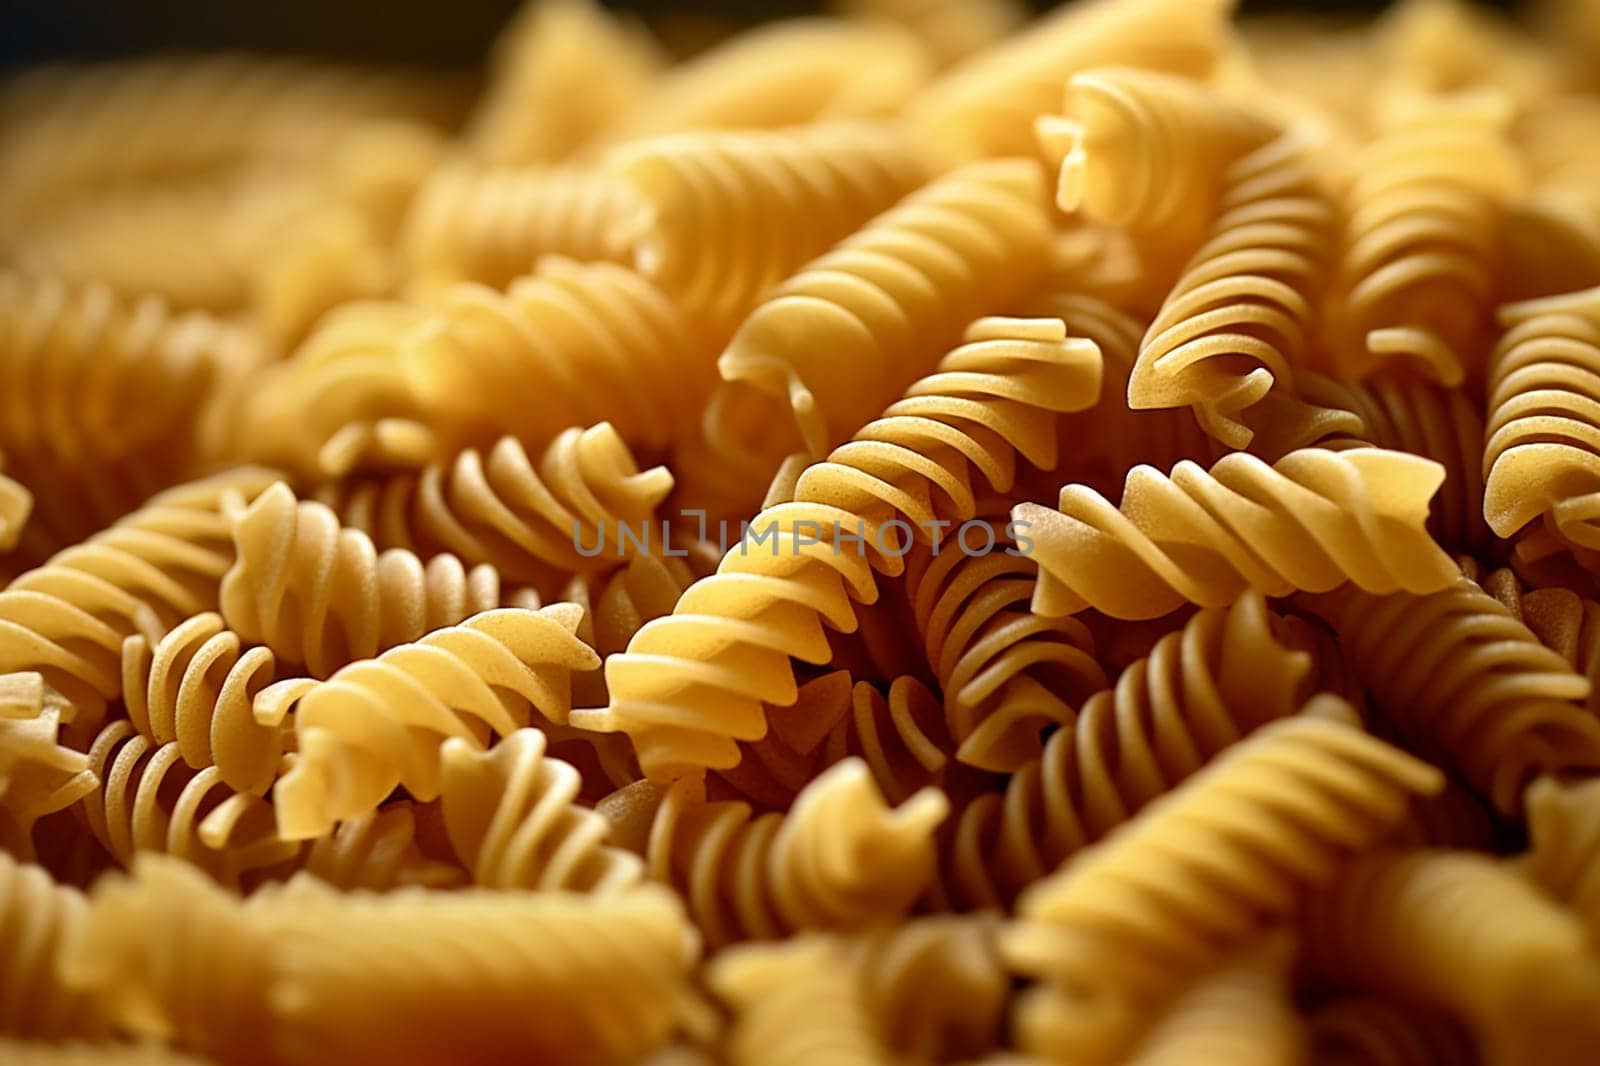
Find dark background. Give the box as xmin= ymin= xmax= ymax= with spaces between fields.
xmin=0 ymin=0 xmax=1520 ymax=71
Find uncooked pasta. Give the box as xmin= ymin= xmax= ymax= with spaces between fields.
xmin=9 ymin=0 xmax=1600 ymax=1061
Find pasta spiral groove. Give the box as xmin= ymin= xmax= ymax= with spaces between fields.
xmin=1017 ymin=446 xmax=1460 ymax=620
xmin=220 ymin=482 xmax=512 ymax=679
xmin=0 ymin=851 xmax=102 ymax=1039
xmin=270 ymin=605 xmax=598 ymax=839
xmin=1302 ymin=575 xmax=1600 ymax=813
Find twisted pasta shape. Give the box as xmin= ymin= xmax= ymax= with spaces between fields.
xmin=464 ymin=0 xmax=659 ymax=165
xmin=1302 ymin=575 xmax=1600 ymax=813
xmin=639 ymin=758 xmax=948 ymax=947
xmin=862 ymin=914 xmax=1008 ymax=1061
xmin=1017 ymin=447 xmax=1460 ymax=620
xmin=611 ymin=121 xmax=928 ymax=335
xmin=704 ymin=158 xmax=1054 ymax=471
xmin=572 ymin=501 xmax=903 ymax=777
xmin=0 ymin=672 xmax=96 ymax=856
xmin=0 ymin=466 xmax=281 ymax=722
xmin=1121 ymin=945 xmax=1304 ymax=1066
xmin=788 ymin=316 xmax=1103 ymax=528
xmin=64 ymin=855 xmax=711 ymax=1066
xmin=570 ymin=547 xmax=710 ymax=658
xmin=1004 ymin=706 xmax=1441 ymax=1024
xmin=0 ymin=462 xmax=28 ymax=553
xmin=1523 ymin=774 xmax=1600 ymax=937
xmin=220 ymin=482 xmax=513 ymax=678
xmin=316 ymin=424 xmax=673 ymax=589
xmin=79 ymin=720 xmax=297 ymax=887
xmin=1038 ymin=67 xmax=1277 ymax=243
xmin=0 ymin=275 xmax=268 ymax=567
xmin=439 ymin=727 xmax=643 ymax=892
xmin=1328 ymin=91 xmax=1521 ymax=381
xmin=267 ymin=881 xmax=711 ymax=1066
xmin=1484 ymin=285 xmax=1600 ymax=548
xmin=943 ymin=590 xmax=1316 ymax=910
xmin=708 ymin=937 xmax=890 ymax=1066
xmin=119 ymin=612 xmax=285 ymax=795
xmin=270 ymin=605 xmax=598 ymax=839
xmin=242 ymin=257 xmax=712 ymax=479
xmin=400 ymin=163 xmax=645 ymax=294
xmin=294 ymin=799 xmax=463 ymax=891
xmin=1128 ymin=130 xmax=1341 ymax=449
xmin=908 ymin=0 xmax=1234 ymax=160
xmin=717 ymin=673 xmax=957 ymax=810
xmin=906 ymin=538 xmax=1106 ymax=771
xmin=0 ymin=851 xmax=104 ymax=1040
xmin=1306 ymin=996 xmax=1477 ymax=1066
xmin=1333 ymin=366 xmax=1489 ymax=551
xmin=1302 ymin=849 xmax=1600 ymax=1066
xmin=599 ymin=18 xmax=931 ymax=146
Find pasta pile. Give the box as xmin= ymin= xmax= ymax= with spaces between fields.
xmin=11 ymin=0 xmax=1600 ymax=1061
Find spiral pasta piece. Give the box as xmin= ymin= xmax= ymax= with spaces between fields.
xmin=1018 ymin=447 xmax=1459 ymax=620
xmin=1306 ymin=995 xmax=1477 ymax=1066
xmin=636 ymin=758 xmax=948 ymax=947
xmin=1121 ymin=945 xmax=1305 ymax=1066
xmin=220 ymin=482 xmax=513 ymax=678
xmin=1004 ymin=705 xmax=1441 ymax=1032
xmin=0 ymin=851 xmax=103 ymax=1039
xmin=1328 ymin=91 xmax=1522 ymax=381
xmin=717 ymin=673 xmax=957 ymax=810
xmin=1484 ymin=285 xmax=1600 ymax=548
xmin=943 ymin=590 xmax=1315 ymax=910
xmin=295 ymin=799 xmax=463 ymax=892
xmin=909 ymin=0 xmax=1235 ymax=160
xmin=862 ymin=914 xmax=1008 ymax=1061
xmin=599 ymin=18 xmax=931 ymax=146
xmin=0 ymin=275 xmax=269 ymax=567
xmin=79 ymin=719 xmax=297 ymax=886
xmin=570 ymin=548 xmax=710 ymax=658
xmin=1334 ymin=366 xmax=1489 ymax=551
xmin=64 ymin=854 xmax=711 ymax=1066
xmin=1522 ymin=774 xmax=1600 ymax=937
xmin=439 ymin=727 xmax=643 ymax=892
xmin=1039 ymin=67 xmax=1277 ymax=243
xmin=1302 ymin=575 xmax=1600 ymax=813
xmin=907 ymin=539 xmax=1106 ymax=771
xmin=572 ymin=501 xmax=902 ymax=777
xmin=708 ymin=936 xmax=890 ymax=1066
xmin=611 ymin=122 xmax=929 ymax=335
xmin=119 ymin=612 xmax=284 ymax=795
xmin=464 ymin=0 xmax=660 ymax=165
xmin=1303 ymin=848 xmax=1600 ymax=1066
xmin=0 ymin=672 xmax=96 ymax=855
xmin=317 ymin=424 xmax=673 ymax=589
xmin=790 ymin=316 xmax=1103 ymax=529
xmin=271 ymin=605 xmax=598 ymax=839
xmin=1129 ymin=129 xmax=1341 ymax=449
xmin=0 ymin=466 xmax=281 ymax=721
xmin=704 ymin=158 xmax=1054 ymax=473
xmin=400 ymin=163 xmax=646 ymax=294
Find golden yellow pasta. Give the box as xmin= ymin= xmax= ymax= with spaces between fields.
xmin=400 ymin=162 xmax=646 ymax=295
xmin=611 ymin=122 xmax=929 ymax=337
xmin=270 ymin=605 xmax=597 ymax=839
xmin=15 ymin=0 xmax=1600 ymax=1059
xmin=315 ymin=424 xmax=673 ymax=591
xmin=943 ymin=590 xmax=1315 ymax=909
xmin=629 ymin=757 xmax=947 ymax=946
xmin=1302 ymin=848 xmax=1600 ymax=1066
xmin=1302 ymin=574 xmax=1600 ymax=813
xmin=1019 ymin=447 xmax=1460 ymax=619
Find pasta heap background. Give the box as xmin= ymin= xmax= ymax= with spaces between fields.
xmin=8 ymin=0 xmax=1600 ymax=1061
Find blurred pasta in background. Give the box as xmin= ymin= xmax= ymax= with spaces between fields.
xmin=8 ymin=0 xmax=1600 ymax=1061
